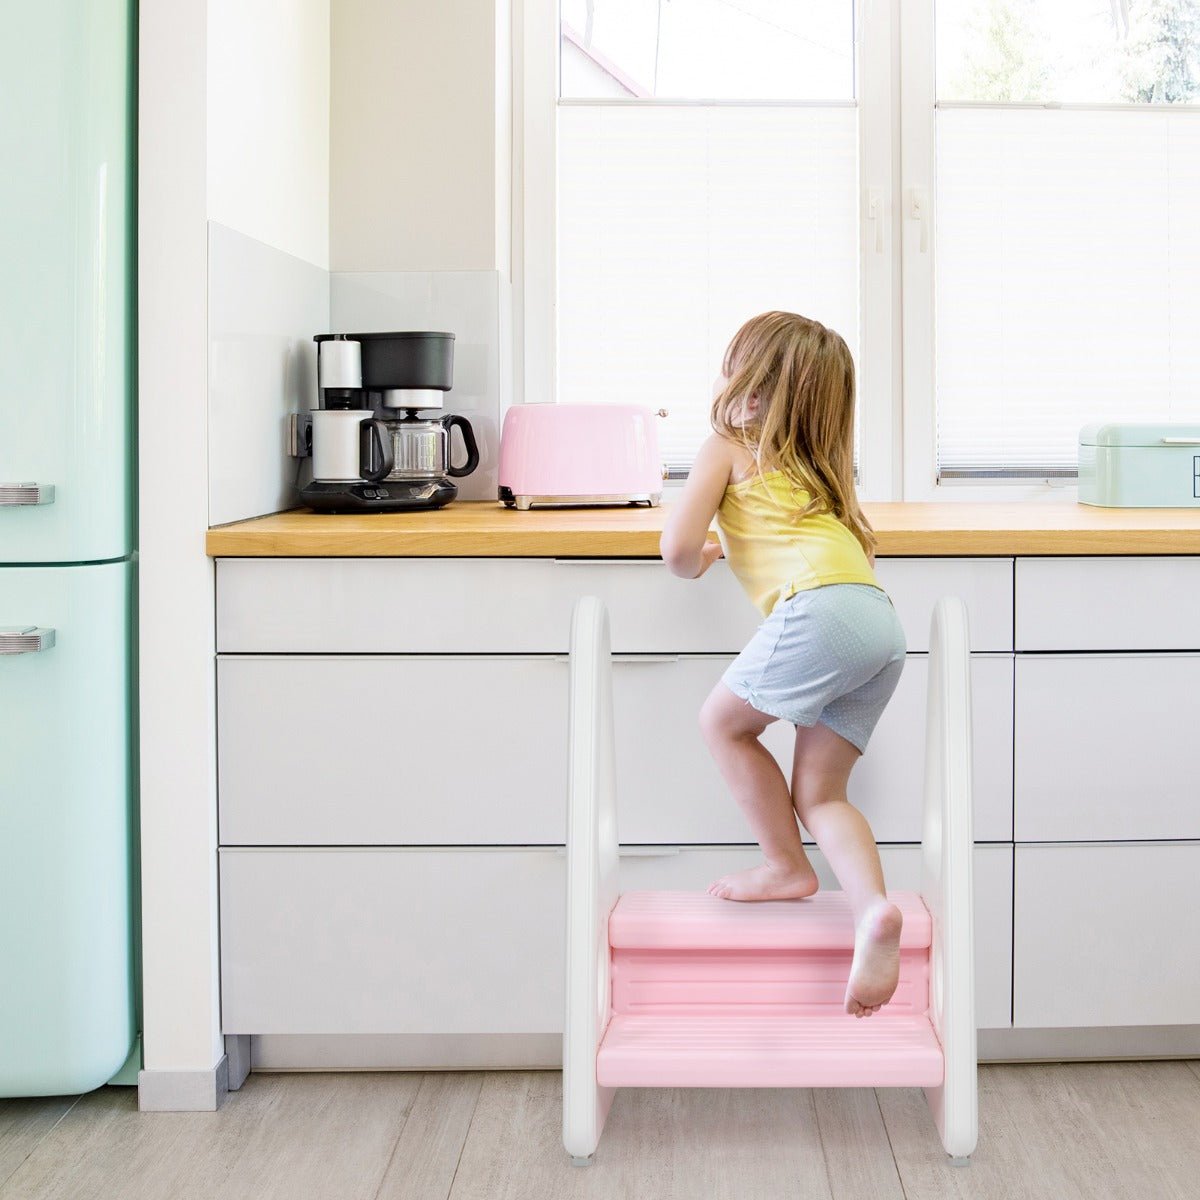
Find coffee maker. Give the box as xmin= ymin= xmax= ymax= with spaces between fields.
xmin=299 ymin=331 xmax=479 ymax=513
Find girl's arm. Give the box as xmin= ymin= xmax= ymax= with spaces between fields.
xmin=660 ymin=434 xmax=733 ymax=579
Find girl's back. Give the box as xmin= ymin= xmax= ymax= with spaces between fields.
xmin=717 ymin=463 xmax=878 ymax=617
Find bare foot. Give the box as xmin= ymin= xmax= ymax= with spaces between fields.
xmin=845 ymin=900 xmax=903 ymax=1017
xmin=706 ymin=861 xmax=819 ymax=902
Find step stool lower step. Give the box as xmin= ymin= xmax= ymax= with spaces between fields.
xmin=596 ymin=1014 xmax=945 ymax=1089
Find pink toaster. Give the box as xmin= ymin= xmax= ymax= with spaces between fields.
xmin=497 ymin=404 xmax=666 ymax=509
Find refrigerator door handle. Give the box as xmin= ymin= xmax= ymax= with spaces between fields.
xmin=0 ymin=627 xmax=56 ymax=654
xmin=0 ymin=483 xmax=56 ymax=506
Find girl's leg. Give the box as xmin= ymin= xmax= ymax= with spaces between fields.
xmin=699 ymin=683 xmax=819 ymax=901
xmin=790 ymin=722 xmax=902 ymax=1018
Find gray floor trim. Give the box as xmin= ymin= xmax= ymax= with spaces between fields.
xmin=979 ymin=1025 xmax=1200 ymax=1061
xmin=250 ymin=1033 xmax=561 ymax=1072
xmin=137 ymin=1055 xmax=229 ymax=1112
xmin=224 ymin=1035 xmax=251 ymax=1091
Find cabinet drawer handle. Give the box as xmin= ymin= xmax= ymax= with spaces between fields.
xmin=0 ymin=626 xmax=56 ymax=654
xmin=553 ymin=558 xmax=663 ymax=566
xmin=0 ymin=482 xmax=55 ymax=506
xmin=612 ymin=654 xmax=681 ymax=664
xmin=555 ymin=846 xmax=681 ymax=858
xmin=1160 ymin=437 xmax=1200 ymax=446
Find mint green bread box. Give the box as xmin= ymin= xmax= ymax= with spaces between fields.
xmin=1078 ymin=423 xmax=1200 ymax=507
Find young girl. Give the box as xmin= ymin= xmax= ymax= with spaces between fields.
xmin=660 ymin=311 xmax=907 ymax=1018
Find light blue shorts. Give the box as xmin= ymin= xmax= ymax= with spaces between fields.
xmin=721 ymin=583 xmax=907 ymax=754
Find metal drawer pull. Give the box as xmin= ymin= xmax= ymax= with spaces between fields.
xmin=0 ymin=627 xmax=56 ymax=654
xmin=553 ymin=558 xmax=663 ymax=566
xmin=0 ymin=482 xmax=55 ymax=506
xmin=1160 ymin=437 xmax=1200 ymax=446
xmin=555 ymin=847 xmax=682 ymax=858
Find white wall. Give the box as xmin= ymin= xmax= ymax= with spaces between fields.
xmin=140 ymin=0 xmax=332 ymax=1105
xmin=208 ymin=225 xmax=329 ymax=525
xmin=330 ymin=0 xmax=510 ymax=272
xmin=139 ymin=0 xmax=224 ymax=1089
xmin=207 ymin=0 xmax=331 ymax=268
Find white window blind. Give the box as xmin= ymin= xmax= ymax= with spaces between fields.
xmin=557 ymin=104 xmax=860 ymax=469
xmin=552 ymin=1 xmax=862 ymax=472
xmin=930 ymin=0 xmax=1200 ymax=479
xmin=934 ymin=107 xmax=1200 ymax=477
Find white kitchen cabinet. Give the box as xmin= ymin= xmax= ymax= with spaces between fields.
xmin=216 ymin=558 xmax=756 ymax=654
xmin=216 ymin=556 xmax=1013 ymax=655
xmin=1017 ymin=557 xmax=1200 ymax=651
xmin=219 ymin=843 xmax=1011 ymax=1040
xmin=217 ymin=655 xmax=570 ymax=845
xmin=614 ymin=653 xmax=1013 ymax=844
xmin=1015 ymin=655 xmax=1200 ymax=842
xmin=1013 ymin=843 xmax=1200 ymax=1028
xmin=219 ymin=650 xmax=1011 ymax=846
xmin=874 ymin=557 xmax=1013 ymax=652
xmin=619 ymin=843 xmax=1013 ymax=1030
xmin=219 ymin=847 xmax=565 ymax=1035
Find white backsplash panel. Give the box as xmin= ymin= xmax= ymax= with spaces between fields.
xmin=330 ymin=271 xmax=507 ymax=502
xmin=208 ymin=223 xmax=330 ymax=525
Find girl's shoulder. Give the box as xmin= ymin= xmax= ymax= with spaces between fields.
xmin=705 ymin=433 xmax=758 ymax=485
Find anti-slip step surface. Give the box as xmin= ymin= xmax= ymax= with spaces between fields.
xmin=610 ymin=946 xmax=931 ymax=1017
xmin=596 ymin=1013 xmax=945 ymax=1089
xmin=608 ymin=890 xmax=932 ymax=951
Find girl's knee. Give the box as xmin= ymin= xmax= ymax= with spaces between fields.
xmin=699 ymin=686 xmax=754 ymax=746
xmin=792 ymin=781 xmax=846 ymax=818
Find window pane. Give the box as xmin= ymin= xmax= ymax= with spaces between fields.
xmin=557 ymin=106 xmax=859 ymax=466
xmin=937 ymin=0 xmax=1200 ymax=105
xmin=934 ymin=108 xmax=1200 ymax=476
xmin=560 ymin=0 xmax=855 ymax=101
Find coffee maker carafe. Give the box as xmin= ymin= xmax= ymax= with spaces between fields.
xmin=300 ymin=331 xmax=479 ymax=513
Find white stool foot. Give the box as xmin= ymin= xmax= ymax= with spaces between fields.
xmin=570 ymin=1155 xmax=593 ymax=1168
xmin=948 ymin=1155 xmax=971 ymax=1168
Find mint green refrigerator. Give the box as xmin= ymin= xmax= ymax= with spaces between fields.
xmin=0 ymin=0 xmax=137 ymax=1095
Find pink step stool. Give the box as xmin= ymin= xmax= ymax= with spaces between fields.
xmin=563 ymin=597 xmax=978 ymax=1167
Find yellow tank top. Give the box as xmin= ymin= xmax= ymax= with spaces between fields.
xmin=717 ymin=469 xmax=879 ymax=616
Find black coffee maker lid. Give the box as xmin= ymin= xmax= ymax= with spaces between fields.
xmin=315 ymin=331 xmax=455 ymax=342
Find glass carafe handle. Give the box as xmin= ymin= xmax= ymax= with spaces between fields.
xmin=360 ymin=419 xmax=394 ymax=483
xmin=444 ymin=414 xmax=480 ymax=478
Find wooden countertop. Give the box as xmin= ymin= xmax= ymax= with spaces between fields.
xmin=206 ymin=500 xmax=1200 ymax=557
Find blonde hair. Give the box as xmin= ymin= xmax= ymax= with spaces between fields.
xmin=710 ymin=311 xmax=875 ymax=557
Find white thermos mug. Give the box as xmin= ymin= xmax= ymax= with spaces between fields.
xmin=311 ymin=410 xmax=393 ymax=482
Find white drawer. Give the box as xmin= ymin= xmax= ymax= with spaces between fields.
xmin=875 ymin=557 xmax=1013 ymax=652
xmin=1014 ymin=843 xmax=1200 ymax=1028
xmin=1017 ymin=557 xmax=1200 ymax=651
xmin=219 ymin=843 xmax=1012 ymax=1038
xmin=219 ymin=848 xmax=566 ymax=1035
xmin=219 ymin=652 xmax=1011 ymax=846
xmin=616 ymin=653 xmax=1013 ymax=844
xmin=216 ymin=558 xmax=755 ymax=654
xmin=217 ymin=655 xmax=570 ymax=845
xmin=215 ymin=557 xmax=1013 ymax=654
xmin=621 ymin=843 xmax=1013 ymax=1030
xmin=1014 ymin=655 xmax=1200 ymax=841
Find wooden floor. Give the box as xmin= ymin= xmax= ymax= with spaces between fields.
xmin=3 ymin=1063 xmax=1200 ymax=1199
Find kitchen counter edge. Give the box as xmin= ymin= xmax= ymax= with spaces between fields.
xmin=205 ymin=502 xmax=1200 ymax=558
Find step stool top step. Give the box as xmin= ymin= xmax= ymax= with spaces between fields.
xmin=597 ymin=1013 xmax=944 ymax=1089
xmin=609 ymin=890 xmax=931 ymax=951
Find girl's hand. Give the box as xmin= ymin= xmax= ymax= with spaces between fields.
xmin=694 ymin=539 xmax=724 ymax=576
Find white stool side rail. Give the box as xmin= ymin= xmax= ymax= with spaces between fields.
xmin=563 ymin=597 xmax=621 ymax=1163
xmin=921 ymin=596 xmax=979 ymax=1161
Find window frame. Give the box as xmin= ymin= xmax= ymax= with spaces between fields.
xmin=516 ymin=0 xmax=899 ymax=500
xmin=900 ymin=0 xmax=1085 ymax=501
xmin=517 ymin=0 xmax=1194 ymax=502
